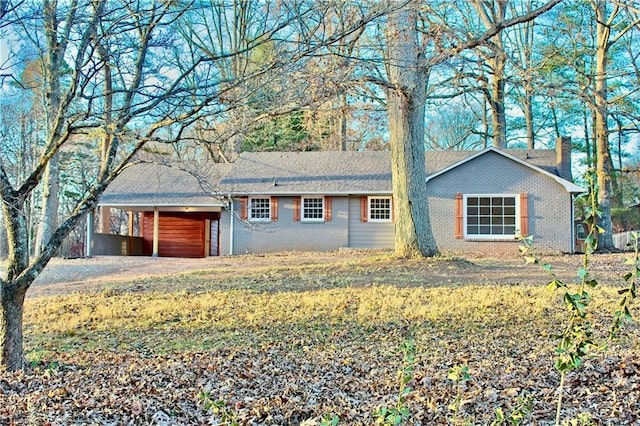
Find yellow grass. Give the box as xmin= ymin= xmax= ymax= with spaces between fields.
xmin=24 ymin=281 xmax=632 ymax=355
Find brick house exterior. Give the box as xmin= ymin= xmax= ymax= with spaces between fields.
xmin=97 ymin=145 xmax=583 ymax=257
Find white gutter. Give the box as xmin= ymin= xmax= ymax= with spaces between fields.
xmin=228 ymin=194 xmax=234 ymax=256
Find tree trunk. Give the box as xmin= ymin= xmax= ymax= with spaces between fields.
xmin=34 ymin=156 xmax=60 ymax=256
xmin=472 ymin=0 xmax=507 ymax=148
xmin=386 ymin=4 xmax=438 ymax=258
xmin=0 ymin=285 xmax=27 ymax=371
xmin=1 ymin=194 xmax=30 ymax=371
xmin=524 ymin=89 xmax=535 ymax=149
xmin=594 ymin=1 xmax=614 ymax=249
xmin=490 ymin=53 xmax=507 ymax=148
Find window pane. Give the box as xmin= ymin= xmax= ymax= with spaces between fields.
xmin=250 ymin=198 xmax=270 ymax=219
xmin=302 ymin=197 xmax=324 ymax=220
xmin=465 ymin=195 xmax=517 ymax=237
xmin=369 ymin=197 xmax=391 ymax=221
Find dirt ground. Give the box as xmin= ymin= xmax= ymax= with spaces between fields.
xmin=24 ymin=249 xmax=635 ymax=299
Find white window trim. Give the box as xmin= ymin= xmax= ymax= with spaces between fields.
xmin=301 ymin=196 xmax=325 ymax=222
xmin=368 ymin=196 xmax=393 ymax=223
xmin=463 ymin=193 xmax=519 ymax=240
xmin=248 ymin=196 xmax=271 ymax=222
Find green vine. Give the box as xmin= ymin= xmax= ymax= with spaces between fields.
xmin=374 ymin=339 xmax=416 ymax=426
xmin=518 ymin=169 xmax=603 ymax=425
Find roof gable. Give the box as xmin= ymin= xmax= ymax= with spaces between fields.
xmin=425 ymin=147 xmax=584 ymax=193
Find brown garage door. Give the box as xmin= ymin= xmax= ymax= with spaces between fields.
xmin=142 ymin=212 xmax=214 ymax=258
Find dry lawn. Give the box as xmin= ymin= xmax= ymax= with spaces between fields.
xmin=2 ymin=251 xmax=640 ymax=425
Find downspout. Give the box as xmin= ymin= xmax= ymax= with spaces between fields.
xmin=571 ymin=194 xmax=576 ymax=254
xmin=85 ymin=209 xmax=94 ymax=257
xmin=228 ymin=194 xmax=234 ymax=256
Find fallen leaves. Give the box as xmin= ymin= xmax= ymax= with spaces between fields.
xmin=3 ymin=252 xmax=640 ymax=424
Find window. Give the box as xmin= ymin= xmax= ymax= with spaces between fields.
xmin=249 ymin=197 xmax=271 ymax=221
xmin=464 ymin=195 xmax=518 ymax=238
xmin=368 ymin=196 xmax=392 ymax=222
xmin=302 ymin=196 xmax=324 ymax=221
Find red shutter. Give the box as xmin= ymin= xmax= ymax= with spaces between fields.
xmin=520 ymin=193 xmax=529 ymax=237
xmin=239 ymin=197 xmax=248 ymax=220
xmin=454 ymin=193 xmax=463 ymax=239
xmin=294 ymin=197 xmax=301 ymax=222
xmin=360 ymin=196 xmax=368 ymax=222
xmin=271 ymin=197 xmax=278 ymax=222
xmin=324 ymin=196 xmax=332 ymax=222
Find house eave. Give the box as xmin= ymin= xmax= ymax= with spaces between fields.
xmin=226 ymin=191 xmax=393 ymax=197
xmin=97 ymin=202 xmax=225 ymax=212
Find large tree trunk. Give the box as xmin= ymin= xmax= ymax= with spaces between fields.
xmin=1 ymin=285 xmax=27 ymax=371
xmin=386 ymin=4 xmax=438 ymax=258
xmin=1 ymin=194 xmax=30 ymax=371
xmin=594 ymin=1 xmax=614 ymax=249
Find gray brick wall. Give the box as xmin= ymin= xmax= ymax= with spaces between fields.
xmin=427 ymin=151 xmax=575 ymax=255
xmin=218 ymin=151 xmax=576 ymax=256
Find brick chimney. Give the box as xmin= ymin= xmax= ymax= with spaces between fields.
xmin=556 ymin=136 xmax=573 ymax=181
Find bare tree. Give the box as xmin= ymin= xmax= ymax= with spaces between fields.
xmin=0 ymin=0 xmax=223 ymax=371
xmin=0 ymin=0 xmax=406 ymax=371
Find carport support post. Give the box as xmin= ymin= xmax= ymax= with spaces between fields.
xmin=152 ymin=207 xmax=159 ymax=257
xmin=127 ymin=210 xmax=134 ymax=255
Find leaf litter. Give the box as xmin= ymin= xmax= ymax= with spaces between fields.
xmin=2 ymin=251 xmax=640 ymax=425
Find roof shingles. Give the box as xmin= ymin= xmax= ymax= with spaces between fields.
xmin=100 ymin=148 xmax=571 ymax=206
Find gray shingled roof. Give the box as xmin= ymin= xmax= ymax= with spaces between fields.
xmin=100 ymin=148 xmax=571 ymax=206
xmin=100 ymin=162 xmax=230 ymax=208
xmin=219 ymin=149 xmax=562 ymax=195
xmin=218 ymin=151 xmax=393 ymax=194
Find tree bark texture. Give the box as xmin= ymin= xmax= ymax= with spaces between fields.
xmin=473 ymin=0 xmax=507 ymax=148
xmin=0 ymin=192 xmax=30 ymax=371
xmin=386 ymin=4 xmax=438 ymax=258
xmin=0 ymin=285 xmax=26 ymax=371
xmin=34 ymin=157 xmax=60 ymax=256
xmin=594 ymin=1 xmax=614 ymax=249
